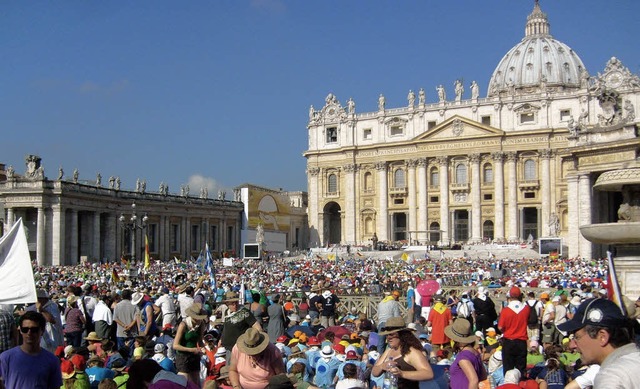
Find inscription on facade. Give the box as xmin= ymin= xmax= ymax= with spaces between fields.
xmin=579 ymin=150 xmax=635 ymax=166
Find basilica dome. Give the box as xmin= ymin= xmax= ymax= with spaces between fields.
xmin=487 ymin=2 xmax=588 ymax=97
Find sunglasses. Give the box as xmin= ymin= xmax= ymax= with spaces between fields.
xmin=20 ymin=326 xmax=40 ymax=334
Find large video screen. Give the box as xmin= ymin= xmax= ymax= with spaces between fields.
xmin=539 ymin=238 xmax=562 ymax=256
xmin=243 ymin=243 xmax=261 ymax=260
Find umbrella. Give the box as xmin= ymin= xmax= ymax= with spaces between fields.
xmin=316 ymin=325 xmax=352 ymax=343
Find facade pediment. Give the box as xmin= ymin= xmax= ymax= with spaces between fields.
xmin=414 ymin=116 xmax=505 ymax=141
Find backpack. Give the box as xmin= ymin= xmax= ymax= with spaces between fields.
xmin=527 ymin=301 xmax=540 ymax=328
xmin=457 ymin=301 xmax=470 ymax=318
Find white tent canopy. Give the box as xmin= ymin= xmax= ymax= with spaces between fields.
xmin=0 ymin=218 xmax=37 ymax=304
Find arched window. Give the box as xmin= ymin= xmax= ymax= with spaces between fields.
xmin=430 ymin=167 xmax=439 ymax=188
xmin=524 ymin=159 xmax=536 ymax=180
xmin=483 ymin=220 xmax=494 ymax=241
xmin=394 ymin=169 xmax=405 ymax=188
xmin=456 ymin=163 xmax=468 ymax=184
xmin=483 ymin=164 xmax=494 ymax=184
xmin=364 ymin=172 xmax=373 ymax=191
xmin=429 ymin=222 xmax=440 ymax=243
xmin=328 ymin=174 xmax=338 ymax=193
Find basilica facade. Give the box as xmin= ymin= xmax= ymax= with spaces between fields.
xmin=304 ymin=3 xmax=639 ymax=258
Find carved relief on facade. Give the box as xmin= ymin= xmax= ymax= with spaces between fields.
xmin=435 ymin=156 xmax=449 ymax=166
xmin=374 ymin=161 xmax=388 ymax=171
xmin=505 ymin=151 xmax=518 ymax=162
xmin=307 ymin=167 xmax=320 ymax=176
xmin=469 ymin=153 xmax=481 ymax=164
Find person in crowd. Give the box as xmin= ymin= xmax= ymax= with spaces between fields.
xmin=497 ymin=286 xmax=530 ymax=376
xmin=220 ymin=291 xmax=262 ymax=360
xmin=178 ymin=286 xmax=196 ymax=321
xmin=0 ymin=304 xmax=17 ymax=354
xmin=250 ymin=291 xmax=268 ymax=326
xmin=133 ymin=291 xmax=158 ymax=338
xmin=0 ymin=311 xmax=62 ymax=389
xmin=496 ymin=368 xmax=521 ymax=389
xmin=228 ymin=328 xmax=285 ymax=389
xmin=154 ymin=287 xmax=178 ymax=329
xmin=426 ymin=294 xmax=452 ymax=351
xmin=525 ymin=291 xmax=542 ymax=342
xmin=534 ymin=351 xmax=567 ymax=389
xmin=92 ymin=295 xmax=113 ymax=341
xmin=487 ymin=350 xmax=504 ymax=387
xmin=308 ymin=288 xmax=323 ymax=321
xmin=173 ymin=303 xmax=208 ymax=386
xmin=126 ymin=359 xmax=199 ymax=389
xmin=86 ymin=355 xmax=116 ymax=389
xmin=376 ymin=292 xmax=402 ymax=352
xmin=472 ymin=286 xmax=498 ymax=334
xmin=64 ymin=295 xmax=87 ymax=348
xmin=110 ymin=359 xmax=129 ymax=388
xmin=61 ymin=357 xmax=91 ymax=389
xmin=540 ymin=292 xmax=556 ymax=348
xmin=557 ymin=298 xmax=640 ymax=387
xmin=268 ymin=294 xmax=287 ymax=343
xmin=155 ymin=324 xmax=176 ymax=362
xmin=113 ymin=289 xmax=138 ymax=353
xmin=372 ymin=316 xmax=434 ymax=389
xmin=320 ymin=289 xmax=340 ymax=328
xmin=152 ymin=343 xmax=177 ymax=373
xmin=336 ymin=362 xmax=367 ymax=389
xmin=85 ymin=332 xmax=105 ymax=359
xmin=445 ymin=318 xmax=487 ymax=388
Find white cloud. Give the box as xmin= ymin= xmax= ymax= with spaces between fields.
xmin=187 ymin=174 xmax=226 ymax=198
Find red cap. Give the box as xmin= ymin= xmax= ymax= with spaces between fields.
xmin=346 ymin=350 xmax=358 ymax=360
xmin=333 ymin=344 xmax=346 ymax=354
xmin=307 ymin=336 xmax=320 ymax=346
xmin=61 ymin=360 xmax=75 ymax=379
xmin=436 ymin=349 xmax=446 ymax=358
xmin=508 ymin=286 xmax=521 ymax=298
xmin=276 ymin=335 xmax=288 ymax=343
xmin=70 ymin=354 xmax=86 ymax=371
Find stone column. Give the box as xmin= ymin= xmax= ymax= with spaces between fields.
xmin=70 ymin=209 xmax=79 ymax=264
xmin=566 ymin=175 xmax=579 ymax=257
xmin=578 ymin=173 xmax=593 ymax=259
xmin=307 ymin=167 xmax=320 ymax=247
xmin=375 ymin=162 xmax=389 ymax=241
xmin=417 ymin=158 xmax=428 ymax=243
xmin=182 ymin=218 xmax=189 ymax=259
xmin=105 ymin=214 xmax=116 ymax=262
xmin=37 ymin=207 xmax=46 ymax=266
xmin=52 ymin=205 xmax=64 ymax=266
xmin=185 ymin=217 xmax=192 ymax=256
xmin=344 ymin=164 xmax=358 ymax=244
xmin=407 ymin=159 xmax=418 ymax=243
xmin=93 ymin=211 xmax=101 ymax=262
xmin=470 ymin=154 xmax=482 ymax=243
xmin=506 ymin=152 xmax=518 ymax=241
xmin=540 ymin=149 xmax=552 ymax=236
xmin=5 ymin=208 xmax=14 ymax=234
xmin=159 ymin=215 xmax=166 ymax=261
xmin=437 ymin=156 xmax=450 ymax=245
xmin=492 ymin=152 xmax=505 ymax=241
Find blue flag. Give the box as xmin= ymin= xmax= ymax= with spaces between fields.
xmin=205 ymin=243 xmax=216 ymax=300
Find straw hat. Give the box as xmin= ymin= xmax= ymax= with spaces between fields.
xmin=67 ymin=295 xmax=79 ymax=306
xmin=223 ymin=291 xmax=240 ymax=303
xmin=444 ymin=318 xmax=477 ymax=344
xmin=185 ymin=303 xmax=208 ymax=321
xmin=84 ymin=332 xmax=102 ymax=342
xmin=237 ymin=328 xmax=269 ymax=355
xmin=61 ymin=359 xmax=76 ymax=379
xmin=378 ymin=317 xmax=410 ymax=335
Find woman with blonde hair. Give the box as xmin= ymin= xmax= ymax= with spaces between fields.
xmin=173 ymin=303 xmax=208 ymax=386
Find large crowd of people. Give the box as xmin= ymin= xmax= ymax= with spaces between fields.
xmin=0 ymin=252 xmax=639 ymax=388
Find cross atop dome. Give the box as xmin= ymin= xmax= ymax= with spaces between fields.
xmin=525 ymin=0 xmax=550 ymax=38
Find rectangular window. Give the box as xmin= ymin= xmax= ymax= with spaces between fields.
xmin=520 ymin=113 xmax=535 ymax=124
xmin=227 ymin=226 xmax=234 ymax=250
xmin=191 ymin=225 xmax=200 ymax=252
xmin=326 ymin=127 xmax=337 ymax=143
xmin=363 ymin=128 xmax=372 ymax=140
xmin=481 ymin=116 xmax=491 ymax=126
xmin=483 ymin=193 xmax=493 ymax=201
xmin=170 ymin=224 xmax=180 ymax=252
xmin=428 ymin=121 xmax=437 ymax=130
xmin=430 ymin=196 xmax=439 ymax=203
xmin=210 ymin=225 xmax=217 ymax=251
xmin=147 ymin=224 xmax=158 ymax=252
xmin=390 ymin=126 xmax=403 ymax=136
xmin=393 ymin=199 xmax=404 ymax=205
xmin=524 ymin=192 xmax=536 ymax=199
xmin=560 ymin=109 xmax=571 ymax=122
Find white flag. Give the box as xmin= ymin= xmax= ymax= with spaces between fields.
xmin=0 ymin=218 xmax=38 ymax=304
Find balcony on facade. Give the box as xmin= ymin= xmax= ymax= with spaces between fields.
xmin=518 ymin=180 xmax=540 ymax=191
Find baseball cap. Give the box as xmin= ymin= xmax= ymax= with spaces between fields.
xmin=508 ymin=286 xmax=521 ymax=298
xmin=540 ymin=292 xmax=550 ymax=299
xmin=346 ymin=350 xmax=358 ymax=360
xmin=557 ymin=298 xmax=628 ymax=333
xmin=154 ymin=343 xmax=166 ymax=354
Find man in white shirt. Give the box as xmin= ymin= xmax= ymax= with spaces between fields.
xmin=154 ymin=287 xmax=177 ymax=327
xmin=177 ymin=286 xmax=195 ymax=320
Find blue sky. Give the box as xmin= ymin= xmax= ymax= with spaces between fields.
xmin=2 ymin=1 xmax=638 ymax=194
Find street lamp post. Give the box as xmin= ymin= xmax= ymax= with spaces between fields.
xmin=119 ymin=202 xmax=148 ymax=261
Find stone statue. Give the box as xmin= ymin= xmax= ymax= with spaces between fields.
xmin=58 ymin=167 xmax=64 ymax=180
xmin=418 ymin=88 xmax=426 ymax=105
xmin=217 ymin=190 xmax=226 ymax=200
xmin=567 ymin=116 xmax=579 ymax=137
xmin=378 ymin=94 xmax=385 ymax=111
xmin=436 ymin=85 xmax=446 ymax=102
xmin=159 ymin=182 xmax=168 ymax=196
xmin=578 ymin=109 xmax=589 ymax=128
xmin=371 ymin=233 xmax=378 ymax=250
xmin=454 ymin=79 xmax=464 ymax=102
xmin=470 ymin=81 xmax=479 ymax=100
xmin=96 ymin=173 xmax=102 ymax=187
xmin=140 ymin=180 xmax=146 ymax=194
xmin=580 ymin=68 xmax=590 ymax=89
xmin=347 ymin=98 xmax=355 ymax=114
xmin=309 ymin=105 xmax=315 ymax=121
xmin=256 ymin=223 xmax=265 ymax=245
xmin=136 ymin=179 xmax=141 ymax=193
xmin=115 ymin=177 xmax=121 ymax=190
xmin=200 ymin=187 xmax=206 ymax=199
xmin=407 ymin=90 xmax=415 ymax=107
xmin=624 ymin=99 xmax=635 ymax=121
xmin=233 ymin=188 xmax=241 ymax=202
xmin=6 ymin=165 xmax=14 ymax=179
xmin=109 ymin=176 xmax=115 ymax=189
xmin=73 ymin=169 xmax=79 ymax=183
xmin=181 ymin=184 xmax=190 ymax=197
xmin=549 ymin=212 xmax=560 ymax=237
xmin=325 ymin=93 xmax=336 ymax=105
